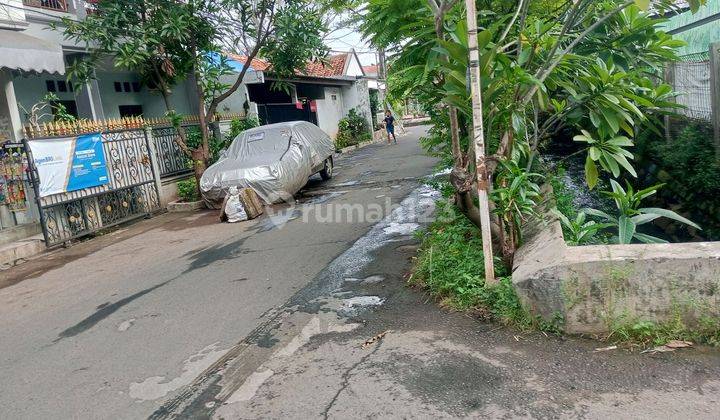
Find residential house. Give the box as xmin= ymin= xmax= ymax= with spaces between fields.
xmin=221 ymin=50 xmax=373 ymax=139
xmin=0 ymin=1 xmax=373 ymax=243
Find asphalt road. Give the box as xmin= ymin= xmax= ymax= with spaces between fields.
xmin=2 ymin=126 xmax=719 ymax=419
xmin=0 ymin=126 xmax=437 ymax=419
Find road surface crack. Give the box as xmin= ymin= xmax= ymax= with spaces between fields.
xmin=321 ymin=341 xmax=383 ymax=419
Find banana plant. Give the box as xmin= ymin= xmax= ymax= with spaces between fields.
xmin=585 ymin=180 xmax=701 ymax=244
xmin=552 ymin=209 xmax=611 ymax=246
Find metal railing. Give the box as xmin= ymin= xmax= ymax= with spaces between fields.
xmin=151 ymin=126 xmax=193 ymax=178
xmin=25 ymin=129 xmax=161 ymax=247
xmin=22 ymin=0 xmax=68 ymax=12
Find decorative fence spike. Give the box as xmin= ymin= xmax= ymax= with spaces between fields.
xmin=23 ymin=113 xmax=249 ymax=139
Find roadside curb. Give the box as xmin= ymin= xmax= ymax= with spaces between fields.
xmin=0 ymin=235 xmax=46 ymax=270
xmin=337 ymin=137 xmax=384 ymax=154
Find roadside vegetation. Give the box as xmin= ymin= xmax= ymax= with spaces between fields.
xmin=336 ymin=109 xmax=373 ymax=149
xmin=410 ymin=200 xmax=564 ymax=333
xmin=361 ymin=0 xmax=716 ymax=346
xmin=633 ymin=120 xmax=720 ymax=241
xmin=361 ymin=0 xmax=706 ymax=268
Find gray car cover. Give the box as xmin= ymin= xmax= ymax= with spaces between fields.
xmin=200 ymin=121 xmax=335 ymax=206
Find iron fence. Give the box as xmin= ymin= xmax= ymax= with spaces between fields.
xmin=151 ymin=126 xmax=193 ymax=177
xmin=25 ymin=129 xmax=161 ymax=247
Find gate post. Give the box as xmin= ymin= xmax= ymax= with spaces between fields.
xmin=710 ymin=42 xmax=720 ymax=161
xmin=145 ymin=127 xmax=164 ymax=209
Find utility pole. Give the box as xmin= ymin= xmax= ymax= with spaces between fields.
xmin=464 ymin=0 xmax=496 ymax=284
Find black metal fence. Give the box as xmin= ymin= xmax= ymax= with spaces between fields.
xmin=151 ymin=126 xmax=193 ymax=178
xmin=25 ymin=129 xmax=161 ymax=247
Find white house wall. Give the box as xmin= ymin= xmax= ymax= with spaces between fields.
xmin=216 ymin=75 xmax=256 ymax=117
xmin=346 ymin=56 xmax=364 ymax=77
xmin=316 ymin=87 xmax=344 ymax=138
xmin=341 ymin=79 xmax=373 ymax=131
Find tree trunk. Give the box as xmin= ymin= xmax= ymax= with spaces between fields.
xmin=464 ymin=0 xmax=496 ymax=284
xmin=191 ymin=148 xmax=207 ymax=197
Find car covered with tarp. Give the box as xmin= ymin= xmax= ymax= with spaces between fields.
xmin=200 ymin=121 xmax=335 ymax=207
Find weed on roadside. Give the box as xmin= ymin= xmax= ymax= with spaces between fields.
xmin=409 ymin=201 xmax=560 ymax=332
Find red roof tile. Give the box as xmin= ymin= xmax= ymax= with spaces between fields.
xmin=362 ymin=65 xmax=378 ymax=76
xmin=224 ymin=52 xmax=356 ymax=79
xmin=301 ymin=54 xmax=348 ymax=78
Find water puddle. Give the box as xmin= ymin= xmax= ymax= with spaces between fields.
xmin=343 ymin=296 xmax=385 ymax=308
xmin=383 ymin=222 xmax=420 ymax=236
xmin=344 ymin=275 xmax=385 ymax=284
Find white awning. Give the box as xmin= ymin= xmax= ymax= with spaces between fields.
xmin=0 ymin=31 xmax=65 ymax=74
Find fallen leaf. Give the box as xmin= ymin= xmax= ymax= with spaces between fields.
xmin=362 ymin=330 xmax=390 ymax=349
xmin=642 ymin=340 xmax=693 ymax=354
xmin=665 ymin=340 xmax=693 ymax=349
xmin=594 ymin=345 xmax=617 ymax=352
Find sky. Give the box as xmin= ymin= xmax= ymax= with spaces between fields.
xmin=324 ymin=14 xmax=378 ymax=66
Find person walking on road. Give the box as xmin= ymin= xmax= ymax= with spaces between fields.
xmin=384 ymin=110 xmax=397 ymax=144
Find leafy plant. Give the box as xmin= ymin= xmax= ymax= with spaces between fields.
xmin=633 ymin=121 xmax=720 ymax=240
xmin=552 ymin=210 xmax=610 ymax=246
xmin=336 ymin=108 xmax=370 ymax=149
xmin=585 ymin=180 xmax=701 ymax=244
xmin=177 ymin=177 xmax=199 ymax=202
xmin=574 ymin=130 xmax=635 ymax=189
xmin=410 ymin=200 xmax=562 ymax=332
xmin=491 ymin=159 xmax=544 ymax=257
xmin=19 ymin=93 xmax=76 ymax=129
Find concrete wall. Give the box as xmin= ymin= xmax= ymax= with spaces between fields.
xmin=316 ymin=87 xmax=344 ymax=138
xmin=341 ymin=79 xmax=373 ymax=131
xmin=512 ymin=217 xmax=720 ymax=334
xmin=11 ymin=70 xmax=199 ymax=125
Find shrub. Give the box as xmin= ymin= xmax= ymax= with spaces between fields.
xmin=634 ymin=120 xmax=720 ymax=240
xmin=336 ymin=108 xmax=370 ymax=149
xmin=177 ymin=177 xmax=199 ymax=202
xmin=409 ymin=201 xmax=558 ymax=329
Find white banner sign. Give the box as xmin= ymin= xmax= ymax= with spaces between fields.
xmin=28 ymin=134 xmax=109 ymax=197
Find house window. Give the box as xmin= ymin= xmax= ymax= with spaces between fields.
xmin=114 ymin=82 xmax=122 ymax=93
xmin=118 ymin=105 xmax=143 ymax=118
xmin=123 ymin=82 xmax=131 ymax=92
xmin=46 ymin=80 xmax=56 ymax=92
xmin=132 ymin=82 xmax=141 ymax=92
xmin=57 ymin=80 xmax=67 ymax=92
xmin=68 ymin=82 xmax=74 ymax=92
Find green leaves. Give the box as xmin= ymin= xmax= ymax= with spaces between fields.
xmin=633 ymin=0 xmax=651 ymax=10
xmin=617 ymin=215 xmax=636 ymax=244
xmin=583 ymin=182 xmax=702 ymax=244
xmin=585 ymin=155 xmax=599 ymax=190
xmin=574 ymin=130 xmax=636 ymax=187
xmin=553 ymin=209 xmax=611 ymax=246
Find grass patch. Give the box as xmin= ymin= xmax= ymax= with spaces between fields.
xmin=409 ymin=201 xmax=562 ymax=333
xmin=608 ymin=318 xmax=720 ymax=348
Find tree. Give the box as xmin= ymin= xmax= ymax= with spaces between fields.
xmin=362 ymin=0 xmax=707 ymax=267
xmin=60 ymin=0 xmax=331 ymax=187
